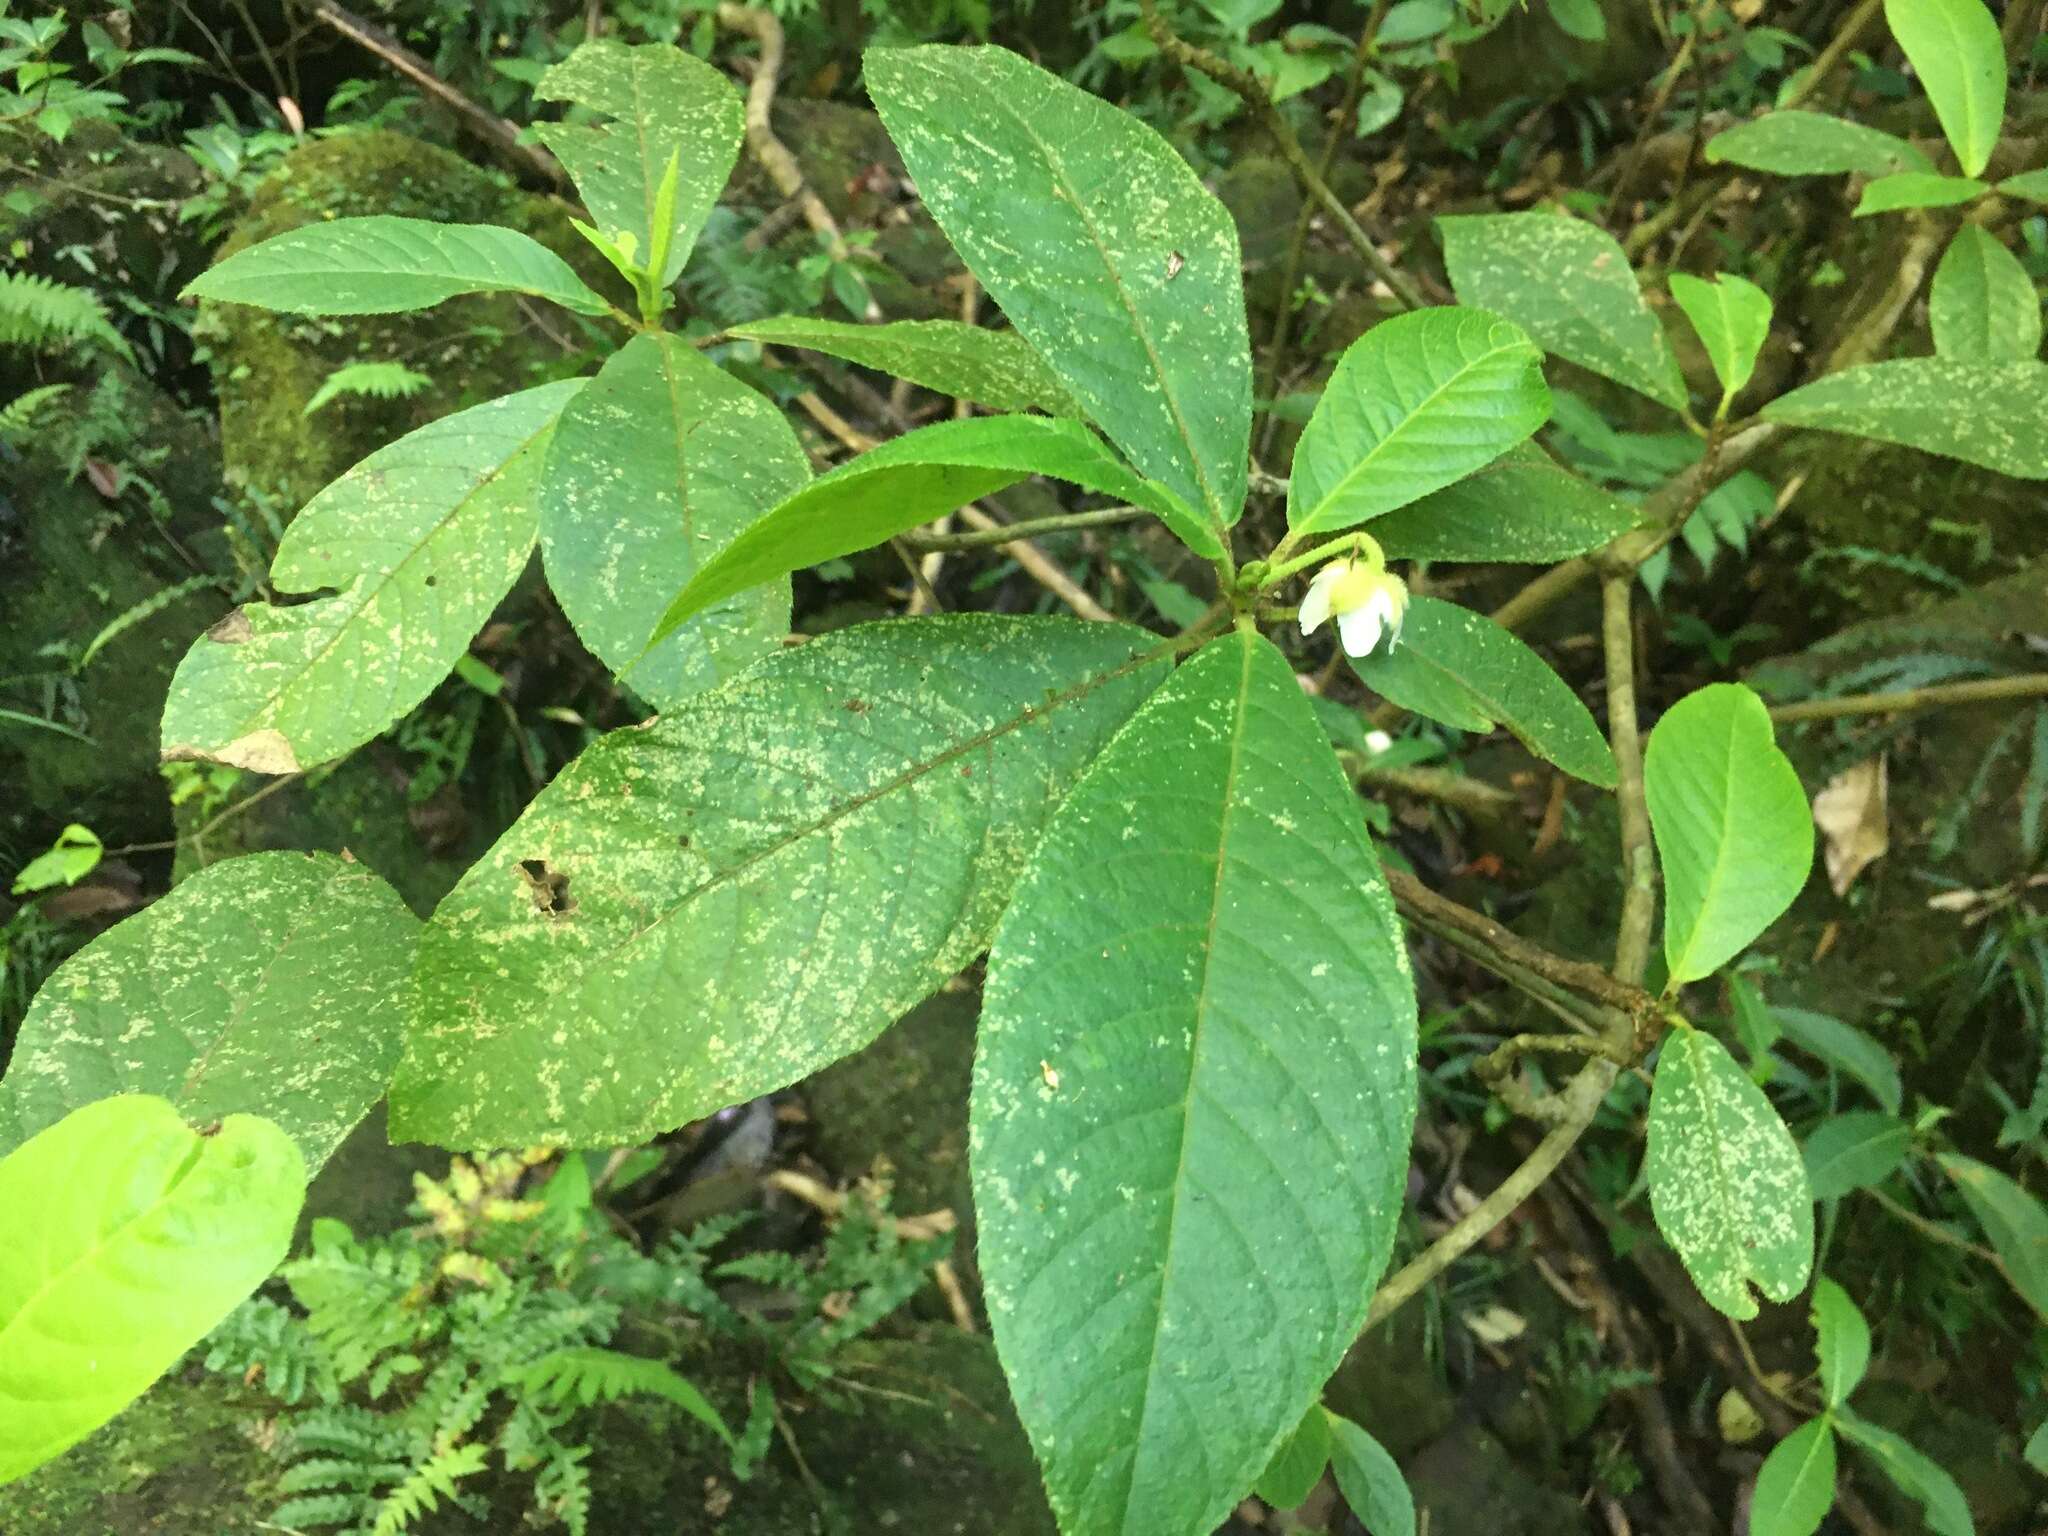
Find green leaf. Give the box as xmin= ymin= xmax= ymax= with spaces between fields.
xmin=540 ymin=333 xmax=802 ymax=711
xmin=161 ymin=380 xmax=582 ymax=774
xmin=1646 ymin=1028 xmax=1814 ymax=1319
xmin=1999 ymin=169 xmax=2048 ymax=203
xmin=1811 ymin=1276 xmax=1871 ymax=1408
xmin=1324 ymin=1411 xmax=1415 ymax=1536
xmin=182 ymin=217 xmax=608 ymax=317
xmin=9 ymin=822 xmax=101 ymax=895
xmin=1938 ymin=1152 xmax=2048 ymax=1320
xmin=1774 ymin=1009 xmax=1902 ymax=1114
xmin=727 ymin=316 xmax=1083 ymax=415
xmin=1750 ymin=1417 xmax=1838 ymax=1536
xmin=1438 ymin=210 xmax=1688 ymax=410
xmin=392 ymin=615 xmax=1171 ymax=1147
xmin=1255 ymin=1403 xmax=1332 ymax=1509
xmin=1669 ymin=272 xmax=1772 ymax=402
xmin=1645 ymin=684 xmax=1813 ymax=985
xmin=1883 ymin=0 xmax=2005 ymax=178
xmin=1763 ymin=358 xmax=2048 ymax=479
xmin=1365 ymin=444 xmax=1637 ymax=562
xmin=1852 ymin=172 xmax=1989 ymax=216
xmin=654 ymin=415 xmax=1213 ymax=641
xmin=1835 ymin=1409 xmax=1976 ymax=1536
xmin=1348 ymin=594 xmax=1617 ymax=786
xmin=1704 ymin=111 xmax=1934 ymax=177
xmin=1546 ymin=0 xmax=1605 ymax=41
xmin=1930 ymin=225 xmax=2042 ymax=364
xmin=533 ymin=41 xmax=743 ymax=286
xmin=974 ymin=628 xmax=1416 ymax=1536
xmin=1802 ymin=1112 xmax=1911 ymax=1200
xmin=1287 ymin=308 xmax=1548 ymax=534
xmin=0 ymin=1094 xmax=305 ymax=1483
xmin=0 ymin=852 xmax=416 ymax=1171
xmin=2024 ymin=1418 xmax=2048 ymax=1475
xmin=868 ymin=45 xmax=1252 ymax=532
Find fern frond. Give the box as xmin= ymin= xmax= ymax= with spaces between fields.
xmin=302 ymin=361 xmax=433 ymax=417
xmin=535 ymin=1443 xmax=594 ymax=1536
xmin=0 ymin=383 xmax=71 ymax=446
xmin=367 ymin=1440 xmax=488 ymax=1536
xmin=272 ymin=1491 xmax=368 ymax=1530
xmin=513 ymin=1346 xmax=734 ymax=1446
xmin=0 ymin=273 xmax=132 ymax=361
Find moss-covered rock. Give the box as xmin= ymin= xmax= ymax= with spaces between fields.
xmin=196 ymin=130 xmax=617 ymax=510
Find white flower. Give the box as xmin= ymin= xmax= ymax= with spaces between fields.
xmin=1298 ymin=558 xmax=1409 ymax=658
xmin=1364 ymin=729 xmax=1394 ymax=755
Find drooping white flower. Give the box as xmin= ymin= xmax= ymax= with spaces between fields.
xmin=1298 ymin=557 xmax=1409 ymax=658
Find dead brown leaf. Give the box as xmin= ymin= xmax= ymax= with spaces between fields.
xmin=1812 ymin=755 xmax=1888 ymax=895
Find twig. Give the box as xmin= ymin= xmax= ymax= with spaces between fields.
xmin=1609 ymin=20 xmax=1702 ymax=214
xmin=1771 ymin=672 xmax=2048 ymax=724
xmin=715 ymin=4 xmax=852 ymax=261
xmin=295 ymin=0 xmax=565 ymax=187
xmin=1783 ymin=0 xmax=1883 ymax=110
xmin=901 ymin=506 xmax=1148 ymax=552
xmin=1601 ymin=575 xmax=1658 ymax=991
xmin=953 ymin=506 xmax=1117 ymax=623
xmin=1139 ymin=0 xmax=1424 ymax=310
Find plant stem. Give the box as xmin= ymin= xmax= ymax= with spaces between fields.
xmin=900 ymin=505 xmax=1148 ymax=552
xmin=1770 ymin=672 xmax=2048 ymax=723
xmin=1602 ymin=575 xmax=1659 ymax=991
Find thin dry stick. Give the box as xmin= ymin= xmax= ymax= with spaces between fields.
xmin=296 ymin=0 xmax=565 ymax=187
xmin=715 ymin=4 xmax=852 ymax=261
xmin=764 ymin=1169 xmax=974 ymax=1331
xmin=1771 ymin=672 xmax=2048 ymax=723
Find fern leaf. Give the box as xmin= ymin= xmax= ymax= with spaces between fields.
xmin=0 ymin=382 xmax=72 ymax=445
xmin=368 ymin=1440 xmax=488 ymax=1536
xmin=0 ymin=273 xmax=132 ymax=361
xmin=514 ymin=1347 xmax=734 ymax=1447
xmin=302 ymin=361 xmax=433 ymax=417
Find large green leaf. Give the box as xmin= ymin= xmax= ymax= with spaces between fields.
xmin=1348 ymin=594 xmax=1616 ymax=786
xmin=1939 ymin=1152 xmax=2048 ymax=1319
xmin=0 ymin=853 xmax=416 ymax=1171
xmin=1668 ymin=272 xmax=1772 ymax=403
xmin=1763 ymin=358 xmax=2048 ymax=479
xmin=654 ymin=415 xmax=1213 ymax=641
xmin=1883 ymin=0 xmax=2005 ymax=179
xmin=392 ymin=616 xmax=1171 ymax=1147
xmin=1751 ymin=1417 xmax=1837 ymax=1536
xmin=1930 ymin=225 xmax=2042 ymax=364
xmin=1836 ymin=1410 xmax=1975 ymax=1536
xmin=1852 ymin=172 xmax=1989 ymax=216
xmin=1286 ymin=308 xmax=1548 ymax=534
xmin=540 ymin=333 xmax=802 ymax=711
xmin=1775 ymin=1008 xmax=1902 ymax=1114
xmin=161 ymin=380 xmax=582 ymax=774
xmin=0 ymin=1095 xmax=304 ymax=1483
xmin=867 ymin=45 xmax=1252 ymax=533
xmin=1437 ymin=211 xmax=1687 ymax=410
xmin=1325 ymin=1412 xmax=1415 ymax=1536
xmin=728 ymin=316 xmax=1083 ymax=415
xmin=1811 ymin=1276 xmax=1870 ymax=1408
xmin=534 ymin=41 xmax=743 ymax=286
xmin=974 ymin=628 xmax=1417 ymax=1536
xmin=182 ymin=217 xmax=608 ymax=317
xmin=1365 ymin=444 xmax=1637 ymax=562
xmin=1646 ymin=1028 xmax=1814 ymax=1319
xmin=1644 ymin=684 xmax=1813 ymax=985
xmin=1802 ymin=1112 xmax=1911 ymax=1200
xmin=1704 ymin=110 xmax=1933 ymax=177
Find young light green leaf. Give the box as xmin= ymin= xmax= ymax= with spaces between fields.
xmin=868 ymin=45 xmax=1252 ymax=531
xmin=182 ymin=217 xmax=609 ymax=317
xmin=1811 ymin=1277 xmax=1871 ymax=1408
xmin=654 ymin=414 xmax=1213 ymax=640
xmin=1286 ymin=308 xmax=1549 ymax=534
xmin=533 ymin=41 xmax=744 ymax=286
xmin=1763 ymin=358 xmax=2048 ymax=479
xmin=0 ymin=1094 xmax=305 ymax=1483
xmin=1802 ymin=1112 xmax=1911 ymax=1200
xmin=1775 ymin=1008 xmax=1902 ymax=1114
xmin=975 ymin=629 xmax=1415 ymax=1536
xmin=1883 ymin=0 xmax=2006 ymax=178
xmin=1704 ymin=111 xmax=1934 ymax=176
xmin=2000 ymin=169 xmax=2048 ymax=203
xmin=1930 ymin=225 xmax=2042 ymax=364
xmin=1835 ymin=1409 xmax=1976 ymax=1536
xmin=2026 ymin=1418 xmax=2048 ymax=1476
xmin=161 ymin=379 xmax=582 ymax=774
xmin=1645 ymin=684 xmax=1814 ymax=985
xmin=392 ymin=616 xmax=1171 ymax=1148
xmin=0 ymin=853 xmax=417 ymax=1171
xmin=728 ymin=316 xmax=1083 ymax=415
xmin=1256 ymin=1403 xmax=1332 ymax=1510
xmin=1852 ymin=172 xmax=1989 ymax=217
xmin=1365 ymin=444 xmax=1638 ymax=562
xmin=1646 ymin=1028 xmax=1814 ymax=1319
xmin=1751 ymin=1417 xmax=1838 ymax=1536
xmin=1668 ymin=272 xmax=1772 ymax=403
xmin=1347 ymin=594 xmax=1617 ymax=786
xmin=540 ymin=332 xmax=802 ymax=711
xmin=1324 ymin=1411 xmax=1415 ymax=1536
xmin=1438 ymin=210 xmax=1688 ymax=410
xmin=1938 ymin=1152 xmax=2048 ymax=1320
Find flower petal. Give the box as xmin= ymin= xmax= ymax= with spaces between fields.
xmin=1338 ymin=603 xmax=1384 ymax=657
xmin=1299 ymin=565 xmax=1341 ymax=636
